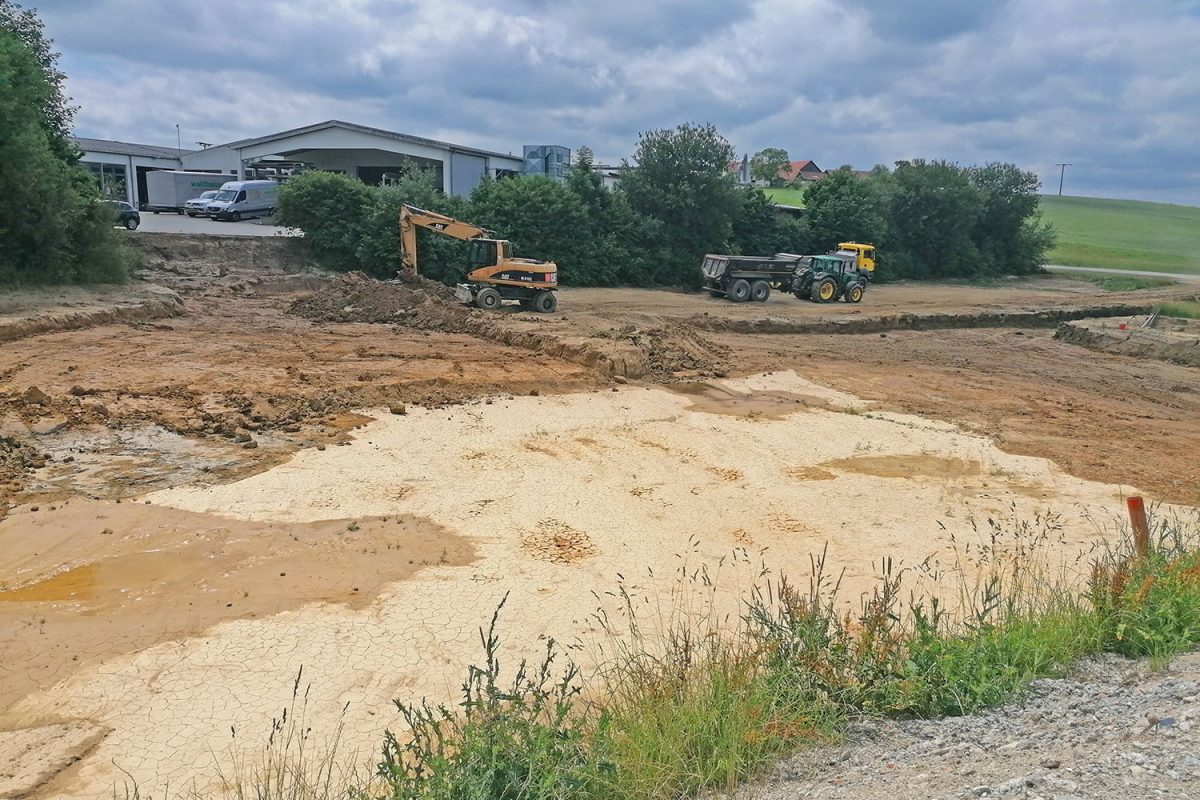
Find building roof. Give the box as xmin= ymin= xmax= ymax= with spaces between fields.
xmin=72 ymin=137 xmax=192 ymax=159
xmin=779 ymin=160 xmax=824 ymax=181
xmin=211 ymin=119 xmax=520 ymax=161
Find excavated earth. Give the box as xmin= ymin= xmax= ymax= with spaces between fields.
xmin=1 ymin=234 xmax=1198 ymax=798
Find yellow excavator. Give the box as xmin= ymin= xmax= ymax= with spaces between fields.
xmin=398 ymin=204 xmax=559 ymax=312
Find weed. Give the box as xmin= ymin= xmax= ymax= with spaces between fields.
xmin=1158 ymin=300 xmax=1200 ymax=319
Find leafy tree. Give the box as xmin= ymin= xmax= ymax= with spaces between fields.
xmin=619 ymin=123 xmax=739 ymax=286
xmin=0 ymin=0 xmax=74 ymax=160
xmin=470 ymin=176 xmax=594 ymax=284
xmin=276 ymin=171 xmax=373 ymax=273
xmin=357 ymin=170 xmax=470 ymax=282
xmin=564 ymin=146 xmax=654 ymax=286
xmin=730 ymin=187 xmax=811 ymax=256
xmin=750 ymin=147 xmax=790 ymax=186
xmin=968 ymin=163 xmax=1055 ymax=275
xmin=0 ymin=3 xmax=134 ymax=285
xmin=886 ymin=160 xmax=983 ymax=278
xmin=803 ymin=168 xmax=887 ymax=253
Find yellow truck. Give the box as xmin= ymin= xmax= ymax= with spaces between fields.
xmin=833 ymin=242 xmax=877 ymax=280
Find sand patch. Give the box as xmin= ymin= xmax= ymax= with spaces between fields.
xmin=821 ymin=454 xmax=983 ymax=480
xmin=0 ymin=499 xmax=472 ymax=713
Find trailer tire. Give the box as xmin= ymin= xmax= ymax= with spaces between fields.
xmin=532 ymin=291 xmax=557 ymax=313
xmin=727 ymin=279 xmax=751 ymax=303
xmin=475 ymin=287 xmax=502 ymax=310
xmin=750 ymin=280 xmax=771 ymax=302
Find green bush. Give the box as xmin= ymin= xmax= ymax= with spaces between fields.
xmin=355 ymin=171 xmax=470 ymax=283
xmin=276 ymin=171 xmax=374 ymax=273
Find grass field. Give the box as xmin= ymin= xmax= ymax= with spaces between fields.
xmin=763 ymin=187 xmax=807 ymax=207
xmin=1040 ymin=195 xmax=1200 ymax=274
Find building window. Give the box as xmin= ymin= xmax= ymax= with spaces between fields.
xmin=84 ymin=162 xmax=128 ymax=200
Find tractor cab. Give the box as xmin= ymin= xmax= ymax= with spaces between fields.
xmin=791 ymin=254 xmax=867 ymax=303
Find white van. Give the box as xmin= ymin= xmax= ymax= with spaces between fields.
xmin=206 ymin=180 xmax=279 ymax=221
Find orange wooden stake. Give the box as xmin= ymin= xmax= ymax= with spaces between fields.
xmin=1127 ymin=496 xmax=1151 ymax=559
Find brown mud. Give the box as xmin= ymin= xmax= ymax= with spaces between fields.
xmin=0 ymin=498 xmax=473 ymax=714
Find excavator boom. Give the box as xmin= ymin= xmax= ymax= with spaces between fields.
xmin=398 ymin=204 xmax=494 ymax=273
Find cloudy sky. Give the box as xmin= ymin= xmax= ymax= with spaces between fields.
xmin=36 ymin=0 xmax=1200 ymax=203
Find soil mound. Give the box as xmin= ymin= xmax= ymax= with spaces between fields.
xmin=605 ymin=322 xmax=730 ymax=378
xmin=288 ymin=272 xmax=469 ymax=331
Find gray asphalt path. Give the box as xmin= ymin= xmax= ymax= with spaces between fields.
xmin=128 ymin=212 xmax=299 ymax=237
xmin=1044 ymin=264 xmax=1200 ymax=283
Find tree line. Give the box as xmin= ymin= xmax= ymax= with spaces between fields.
xmin=281 ymin=123 xmax=1054 ymax=286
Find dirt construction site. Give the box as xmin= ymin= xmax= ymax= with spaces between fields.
xmin=1 ymin=233 xmax=1198 ymax=798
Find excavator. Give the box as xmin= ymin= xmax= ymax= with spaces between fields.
xmin=398 ymin=204 xmax=559 ymax=313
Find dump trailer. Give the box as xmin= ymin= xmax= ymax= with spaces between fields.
xmin=145 ymin=171 xmax=232 ymax=214
xmin=700 ymin=253 xmax=805 ymax=302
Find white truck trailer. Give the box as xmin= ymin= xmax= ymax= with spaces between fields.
xmin=144 ymin=171 xmax=232 ymax=214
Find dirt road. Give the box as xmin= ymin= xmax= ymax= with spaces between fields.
xmin=1 ymin=235 xmax=1197 ymax=797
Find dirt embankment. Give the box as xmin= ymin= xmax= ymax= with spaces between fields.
xmin=287 ymin=272 xmax=729 ymax=379
xmin=687 ymin=303 xmax=1154 ymax=336
xmin=1056 ymin=316 xmax=1200 ymax=367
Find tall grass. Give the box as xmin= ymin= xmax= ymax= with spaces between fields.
xmin=133 ymin=507 xmax=1200 ymax=800
xmin=1158 ymin=300 xmax=1200 ymax=319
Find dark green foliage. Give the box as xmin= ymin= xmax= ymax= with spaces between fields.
xmin=0 ymin=5 xmax=134 ymax=285
xmin=801 ymin=168 xmax=887 ymax=254
xmin=470 ymin=175 xmax=594 ymax=284
xmin=357 ymin=171 xmax=470 ymax=282
xmin=730 ymin=188 xmax=811 ymax=257
xmin=620 ymin=122 xmax=740 ymax=287
xmin=276 ymin=171 xmax=374 ymax=273
xmin=968 ymin=162 xmax=1055 ymax=276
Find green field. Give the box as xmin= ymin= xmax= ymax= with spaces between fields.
xmin=763 ymin=187 xmax=806 ymax=207
xmin=1040 ymin=195 xmax=1200 ymax=274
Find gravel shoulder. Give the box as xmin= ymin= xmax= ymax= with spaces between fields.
xmin=744 ymin=651 xmax=1200 ymax=800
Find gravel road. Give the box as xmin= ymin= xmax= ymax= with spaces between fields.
xmin=743 ymin=652 xmax=1200 ymax=800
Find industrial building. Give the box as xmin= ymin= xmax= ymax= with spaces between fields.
xmin=74 ymin=120 xmax=543 ymax=208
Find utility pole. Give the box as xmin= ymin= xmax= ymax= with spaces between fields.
xmin=176 ymin=124 xmax=181 ymax=151
xmin=1055 ymin=163 xmax=1071 ymax=196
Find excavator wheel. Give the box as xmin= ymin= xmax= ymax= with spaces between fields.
xmin=532 ymin=291 xmax=557 ymax=313
xmin=475 ymin=287 xmax=502 ymax=310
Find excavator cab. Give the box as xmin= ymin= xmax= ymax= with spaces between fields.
xmin=466 ymin=239 xmax=513 ymax=271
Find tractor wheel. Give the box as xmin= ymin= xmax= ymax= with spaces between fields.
xmin=727 ymin=279 xmax=751 ymax=303
xmin=845 ymin=284 xmax=864 ymax=303
xmin=532 ymin=291 xmax=558 ymax=313
xmin=811 ymin=278 xmax=837 ymax=303
xmin=475 ymin=287 xmax=502 ymax=310
xmin=750 ymin=280 xmax=771 ymax=302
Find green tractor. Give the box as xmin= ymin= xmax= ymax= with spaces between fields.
xmin=790 ymin=254 xmax=867 ymax=304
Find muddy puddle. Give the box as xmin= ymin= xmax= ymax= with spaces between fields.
xmin=670 ymin=381 xmax=835 ymax=418
xmin=0 ymin=498 xmax=473 ymax=713
xmin=821 ymin=454 xmax=984 ymax=480
xmin=26 ymin=424 xmax=258 ymax=499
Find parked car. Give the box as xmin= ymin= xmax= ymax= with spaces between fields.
xmin=206 ymin=180 xmax=278 ymax=221
xmin=106 ymin=200 xmax=140 ymax=230
xmin=184 ymin=190 xmax=219 ymax=217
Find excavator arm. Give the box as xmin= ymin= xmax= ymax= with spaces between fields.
xmin=398 ymin=204 xmax=494 ymax=273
